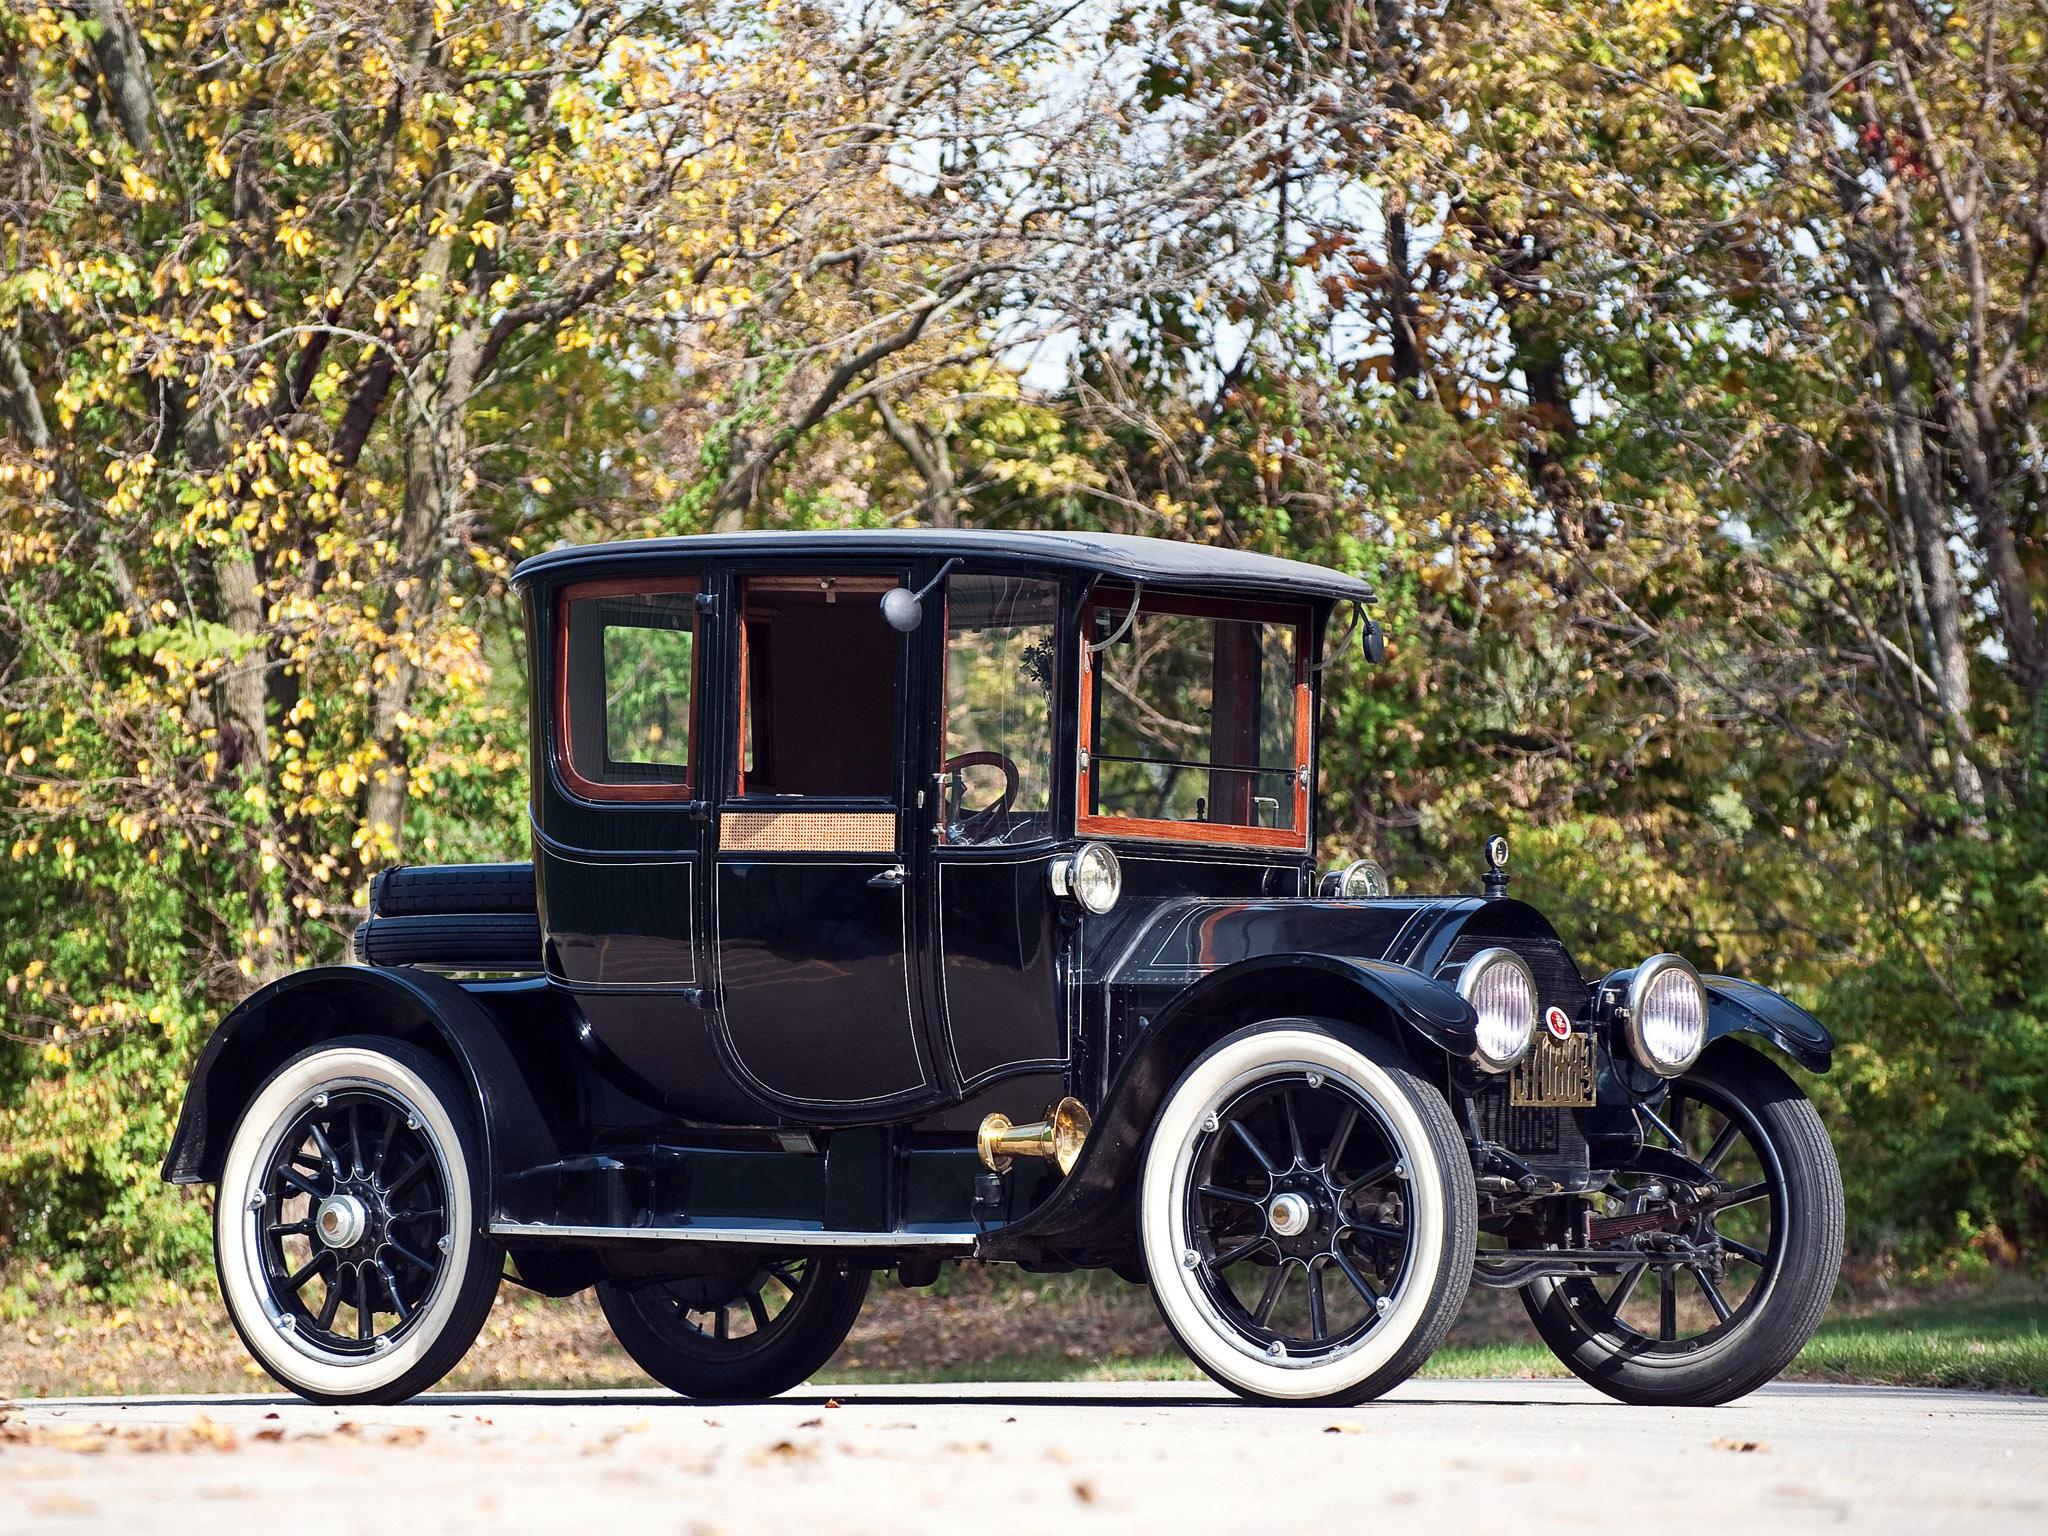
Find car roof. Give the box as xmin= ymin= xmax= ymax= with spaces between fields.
xmin=511 ymin=529 xmax=1376 ymax=605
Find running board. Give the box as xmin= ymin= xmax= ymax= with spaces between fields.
xmin=491 ymin=1220 xmax=981 ymax=1249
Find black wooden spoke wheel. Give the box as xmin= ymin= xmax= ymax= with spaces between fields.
xmin=1185 ymin=1073 xmax=1414 ymax=1358
xmin=599 ymin=1256 xmax=870 ymax=1400
xmin=1142 ymin=1021 xmax=1476 ymax=1406
xmin=216 ymin=1038 xmax=503 ymax=1404
xmin=1520 ymin=1040 xmax=1843 ymax=1406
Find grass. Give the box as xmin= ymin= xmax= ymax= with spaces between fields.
xmin=2 ymin=1268 xmax=2040 ymax=1399
xmin=1793 ymin=1294 xmax=2048 ymax=1395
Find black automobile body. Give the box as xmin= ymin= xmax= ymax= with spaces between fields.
xmin=166 ymin=530 xmax=1844 ymax=1408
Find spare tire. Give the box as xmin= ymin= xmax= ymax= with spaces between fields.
xmin=369 ymin=863 xmax=535 ymax=917
xmin=351 ymin=912 xmax=542 ymax=972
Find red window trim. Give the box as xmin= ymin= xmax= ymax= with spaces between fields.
xmin=1077 ymin=590 xmax=1312 ymax=851
xmin=554 ymin=576 xmax=703 ymax=804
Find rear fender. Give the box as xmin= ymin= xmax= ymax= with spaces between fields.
xmin=1703 ymin=976 xmax=1833 ymax=1073
xmin=160 ymin=966 xmax=560 ymax=1210
xmin=976 ymin=955 xmax=1472 ymax=1263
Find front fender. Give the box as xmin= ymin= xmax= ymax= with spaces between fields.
xmin=1703 ymin=975 xmax=1833 ymax=1073
xmin=1162 ymin=954 xmax=1479 ymax=1057
xmin=976 ymin=956 xmax=1472 ymax=1263
xmin=160 ymin=966 xmax=559 ymax=1207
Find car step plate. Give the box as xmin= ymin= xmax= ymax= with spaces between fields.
xmin=1510 ymin=1031 xmax=1597 ymax=1108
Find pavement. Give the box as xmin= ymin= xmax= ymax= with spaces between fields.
xmin=1 ymin=1378 xmax=2042 ymax=1533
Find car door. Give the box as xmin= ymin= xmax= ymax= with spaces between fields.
xmin=710 ymin=569 xmax=937 ymax=1113
xmin=924 ymin=571 xmax=1070 ymax=1089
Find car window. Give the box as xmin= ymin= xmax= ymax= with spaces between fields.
xmin=943 ymin=575 xmax=1059 ymax=845
xmin=560 ymin=583 xmax=699 ymax=799
xmin=1082 ymin=590 xmax=1306 ymax=844
xmin=737 ymin=574 xmax=899 ymax=798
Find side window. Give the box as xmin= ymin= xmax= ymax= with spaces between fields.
xmin=943 ymin=575 xmax=1058 ymax=845
xmin=1082 ymin=590 xmax=1307 ymax=845
xmin=736 ymin=574 xmax=900 ymax=798
xmin=559 ymin=581 xmax=700 ymax=800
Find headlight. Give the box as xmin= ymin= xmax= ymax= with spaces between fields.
xmin=1319 ymin=858 xmax=1388 ymax=899
xmin=1624 ymin=954 xmax=1707 ymax=1076
xmin=1458 ymin=946 xmax=1537 ymax=1072
xmin=1050 ymin=842 xmax=1122 ymax=915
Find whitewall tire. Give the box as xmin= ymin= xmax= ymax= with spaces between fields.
xmin=1140 ymin=1020 xmax=1477 ymax=1406
xmin=214 ymin=1037 xmax=503 ymax=1404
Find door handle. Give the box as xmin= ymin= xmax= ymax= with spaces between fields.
xmin=867 ymin=866 xmax=907 ymax=889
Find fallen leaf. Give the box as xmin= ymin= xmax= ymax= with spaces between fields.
xmin=1712 ymin=1438 xmax=1769 ymax=1453
xmin=187 ymin=1415 xmax=237 ymax=1451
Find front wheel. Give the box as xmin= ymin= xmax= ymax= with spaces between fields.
xmin=1139 ymin=1020 xmax=1477 ymax=1406
xmin=1520 ymin=1040 xmax=1843 ymax=1406
xmin=214 ymin=1037 xmax=504 ymax=1405
xmin=599 ymin=1256 xmax=870 ymax=1399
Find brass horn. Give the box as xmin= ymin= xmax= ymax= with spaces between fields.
xmin=977 ymin=1097 xmax=1092 ymax=1176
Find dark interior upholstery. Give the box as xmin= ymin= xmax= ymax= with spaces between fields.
xmin=743 ymin=583 xmax=898 ymax=797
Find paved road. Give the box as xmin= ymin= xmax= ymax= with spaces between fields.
xmin=3 ymin=1379 xmax=2042 ymax=1533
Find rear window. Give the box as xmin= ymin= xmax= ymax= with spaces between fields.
xmin=559 ymin=581 xmax=700 ymax=800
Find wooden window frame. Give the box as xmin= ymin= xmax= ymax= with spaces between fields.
xmin=1077 ymin=588 xmax=1312 ymax=851
xmin=554 ymin=576 xmax=703 ymax=804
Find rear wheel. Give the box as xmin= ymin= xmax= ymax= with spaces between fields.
xmin=599 ymin=1256 xmax=870 ymax=1399
xmin=1139 ymin=1020 xmax=1476 ymax=1406
xmin=214 ymin=1037 xmax=503 ymax=1405
xmin=1520 ymin=1040 xmax=1843 ymax=1405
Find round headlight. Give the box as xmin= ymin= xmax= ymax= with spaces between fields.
xmin=1051 ymin=841 xmax=1122 ymax=915
xmin=1625 ymin=954 xmax=1707 ymax=1076
xmin=1458 ymin=946 xmax=1537 ymax=1072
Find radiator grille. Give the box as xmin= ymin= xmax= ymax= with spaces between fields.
xmin=1445 ymin=934 xmax=1593 ymax=1168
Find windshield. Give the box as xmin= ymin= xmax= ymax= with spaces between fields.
xmin=1081 ymin=589 xmax=1308 ymax=846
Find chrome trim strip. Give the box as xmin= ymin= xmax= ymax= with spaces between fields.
xmin=489 ymin=1221 xmax=980 ymax=1248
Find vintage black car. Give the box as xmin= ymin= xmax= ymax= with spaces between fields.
xmin=163 ymin=530 xmax=1843 ymax=1408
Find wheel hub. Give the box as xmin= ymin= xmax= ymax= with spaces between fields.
xmin=1267 ymin=1191 xmax=1314 ymax=1238
xmin=316 ymin=1193 xmax=370 ymax=1250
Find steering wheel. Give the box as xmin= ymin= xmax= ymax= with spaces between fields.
xmin=943 ymin=751 xmax=1020 ymax=842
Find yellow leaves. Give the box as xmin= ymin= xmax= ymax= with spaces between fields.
xmin=118 ymin=163 xmax=160 ymax=203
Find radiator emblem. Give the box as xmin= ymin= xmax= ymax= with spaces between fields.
xmin=1544 ymin=1005 xmax=1573 ymax=1041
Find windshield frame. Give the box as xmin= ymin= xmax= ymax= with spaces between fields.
xmin=1076 ymin=587 xmax=1313 ymax=851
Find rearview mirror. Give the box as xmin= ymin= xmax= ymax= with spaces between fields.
xmin=881 ymin=587 xmax=924 ymax=632
xmin=879 ymin=556 xmax=960 ymax=633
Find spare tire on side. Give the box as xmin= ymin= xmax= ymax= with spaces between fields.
xmin=354 ymin=863 xmax=542 ymax=972
xmin=369 ymin=863 xmax=536 ymax=917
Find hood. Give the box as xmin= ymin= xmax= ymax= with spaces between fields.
xmin=1102 ymin=896 xmax=1580 ymax=991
